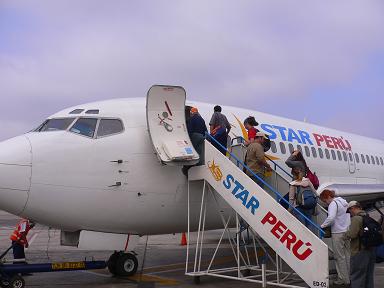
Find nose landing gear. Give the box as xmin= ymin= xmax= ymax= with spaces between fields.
xmin=107 ymin=251 xmax=138 ymax=276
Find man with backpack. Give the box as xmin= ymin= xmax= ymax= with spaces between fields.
xmin=345 ymin=201 xmax=381 ymax=288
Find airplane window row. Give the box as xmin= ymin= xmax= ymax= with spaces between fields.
xmin=270 ymin=141 xmax=384 ymax=166
xmin=35 ymin=117 xmax=124 ymax=138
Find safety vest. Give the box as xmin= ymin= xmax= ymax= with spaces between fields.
xmin=10 ymin=219 xmax=31 ymax=245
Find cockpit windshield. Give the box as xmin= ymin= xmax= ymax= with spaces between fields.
xmin=36 ymin=118 xmax=76 ymax=132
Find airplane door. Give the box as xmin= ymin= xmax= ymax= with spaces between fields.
xmin=347 ymin=151 xmax=356 ymax=174
xmin=146 ymin=85 xmax=199 ymax=166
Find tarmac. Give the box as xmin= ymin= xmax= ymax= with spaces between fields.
xmin=1 ymin=210 xmax=384 ymax=288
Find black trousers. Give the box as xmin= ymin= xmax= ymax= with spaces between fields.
xmin=12 ymin=240 xmax=25 ymax=262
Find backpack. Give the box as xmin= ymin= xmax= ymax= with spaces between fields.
xmin=296 ymin=186 xmax=317 ymax=210
xmin=360 ymin=215 xmax=383 ymax=249
xmin=306 ymin=169 xmax=319 ymax=189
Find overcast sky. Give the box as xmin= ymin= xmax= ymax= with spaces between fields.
xmin=1 ymin=0 xmax=383 ymax=141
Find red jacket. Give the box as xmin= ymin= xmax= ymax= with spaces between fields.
xmin=10 ymin=219 xmax=32 ymax=246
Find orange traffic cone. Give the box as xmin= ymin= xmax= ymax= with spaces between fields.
xmin=180 ymin=232 xmax=187 ymax=246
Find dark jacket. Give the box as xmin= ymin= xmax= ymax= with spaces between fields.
xmin=187 ymin=114 xmax=208 ymax=137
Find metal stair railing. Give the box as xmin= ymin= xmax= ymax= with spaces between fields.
xmin=206 ymin=133 xmax=325 ymax=239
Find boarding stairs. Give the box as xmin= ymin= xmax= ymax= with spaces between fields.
xmin=186 ymin=136 xmax=329 ymax=288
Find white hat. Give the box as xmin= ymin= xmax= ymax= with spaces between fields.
xmin=256 ymin=132 xmax=267 ymax=139
xmin=348 ymin=200 xmax=360 ymax=209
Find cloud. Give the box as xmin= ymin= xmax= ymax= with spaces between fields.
xmin=0 ymin=0 xmax=383 ymax=140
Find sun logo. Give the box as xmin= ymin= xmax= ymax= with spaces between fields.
xmin=208 ymin=160 xmax=223 ymax=181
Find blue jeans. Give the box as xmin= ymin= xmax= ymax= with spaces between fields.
xmin=294 ymin=206 xmax=314 ymax=229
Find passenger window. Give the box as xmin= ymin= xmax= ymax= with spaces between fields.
xmin=381 ymin=157 xmax=384 ymax=165
xmin=297 ymin=145 xmax=303 ymax=154
xmin=371 ymin=156 xmax=375 ymax=165
xmin=311 ymin=147 xmax=317 ymax=158
xmin=375 ymin=156 xmax=379 ymax=165
xmin=85 ymin=109 xmax=99 ymax=114
xmin=318 ymin=148 xmax=324 ymax=159
xmin=279 ymin=142 xmax=286 ymax=154
xmin=38 ymin=118 xmax=76 ymax=132
xmin=366 ymin=155 xmax=370 ymax=164
xmin=325 ymin=149 xmax=330 ymax=159
xmin=349 ymin=153 xmax=353 ymax=162
xmin=343 ymin=151 xmax=348 ymax=161
xmin=97 ymin=119 xmax=124 ymax=138
xmin=270 ymin=141 xmax=277 ymax=153
xmin=288 ymin=143 xmax=294 ymax=154
xmin=70 ymin=118 xmax=98 ymax=138
xmin=361 ymin=154 xmax=365 ymax=163
xmin=69 ymin=109 xmax=84 ymax=114
xmin=337 ymin=151 xmax=342 ymax=161
xmin=331 ymin=150 xmax=336 ymax=160
xmin=304 ymin=146 xmax=310 ymax=157
xmin=354 ymin=153 xmax=360 ymax=163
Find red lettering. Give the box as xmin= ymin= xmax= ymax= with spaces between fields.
xmin=261 ymin=211 xmax=277 ymax=225
xmin=313 ymin=133 xmax=324 ymax=146
xmin=292 ymin=240 xmax=313 ymax=261
xmin=344 ymin=140 xmax=352 ymax=151
xmin=280 ymin=229 xmax=296 ymax=250
xmin=271 ymin=221 xmax=287 ymax=239
xmin=323 ymin=135 xmax=334 ymax=149
xmin=331 ymin=137 xmax=343 ymax=150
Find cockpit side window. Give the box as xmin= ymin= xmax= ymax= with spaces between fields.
xmin=96 ymin=119 xmax=124 ymax=138
xmin=69 ymin=118 xmax=98 ymax=138
xmin=37 ymin=118 xmax=76 ymax=132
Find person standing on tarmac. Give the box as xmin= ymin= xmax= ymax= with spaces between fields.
xmin=10 ymin=218 xmax=35 ymax=263
xmin=209 ymin=105 xmax=231 ymax=154
xmin=345 ymin=201 xmax=376 ymax=288
xmin=320 ymin=190 xmax=351 ymax=287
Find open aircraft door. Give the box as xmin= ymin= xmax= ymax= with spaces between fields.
xmin=347 ymin=150 xmax=356 ymax=174
xmin=146 ymin=85 xmax=199 ymax=166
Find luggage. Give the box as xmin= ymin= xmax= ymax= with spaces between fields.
xmin=360 ymin=215 xmax=383 ymax=248
xmin=306 ymin=169 xmax=319 ymax=189
xmin=296 ymin=186 xmax=317 ymax=210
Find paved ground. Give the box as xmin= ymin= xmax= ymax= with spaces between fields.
xmin=1 ymin=210 xmax=384 ymax=288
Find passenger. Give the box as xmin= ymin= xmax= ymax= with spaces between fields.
xmin=245 ymin=132 xmax=272 ymax=188
xmin=209 ymin=105 xmax=231 ymax=155
xmin=285 ymin=149 xmax=307 ymax=176
xmin=285 ymin=149 xmax=320 ymax=189
xmin=345 ymin=201 xmax=376 ymax=288
xmin=243 ymin=116 xmax=259 ymax=146
xmin=186 ymin=107 xmax=208 ymax=165
xmin=10 ymin=218 xmax=35 ymax=264
xmin=288 ymin=167 xmax=317 ymax=228
xmin=320 ymin=190 xmax=351 ymax=287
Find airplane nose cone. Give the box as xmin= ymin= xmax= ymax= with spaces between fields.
xmin=0 ymin=135 xmax=32 ymax=215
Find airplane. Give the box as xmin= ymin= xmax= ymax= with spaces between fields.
xmin=0 ymin=85 xmax=383 ymax=277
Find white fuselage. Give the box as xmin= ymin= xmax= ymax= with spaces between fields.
xmin=0 ymin=98 xmax=383 ymax=235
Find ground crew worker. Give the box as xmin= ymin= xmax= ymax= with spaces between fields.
xmin=10 ymin=218 xmax=35 ymax=263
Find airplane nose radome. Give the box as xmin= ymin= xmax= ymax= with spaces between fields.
xmin=0 ymin=135 xmax=32 ymax=215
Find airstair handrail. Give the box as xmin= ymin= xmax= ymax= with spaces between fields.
xmin=231 ymin=136 xmax=293 ymax=179
xmin=206 ymin=133 xmax=325 ymax=238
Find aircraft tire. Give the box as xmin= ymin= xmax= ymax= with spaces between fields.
xmin=8 ymin=275 xmax=25 ymax=288
xmin=115 ymin=253 xmax=138 ymax=276
xmin=107 ymin=252 xmax=119 ymax=275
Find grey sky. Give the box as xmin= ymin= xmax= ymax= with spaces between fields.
xmin=1 ymin=0 xmax=383 ymax=141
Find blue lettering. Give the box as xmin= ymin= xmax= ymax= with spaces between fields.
xmin=223 ymin=174 xmax=234 ymax=189
xmin=273 ymin=125 xmax=287 ymax=141
xmin=232 ymin=180 xmax=244 ymax=195
xmin=298 ymin=130 xmax=313 ymax=145
xmin=235 ymin=190 xmax=249 ymax=206
xmin=260 ymin=124 xmax=277 ymax=140
xmin=246 ymin=196 xmax=260 ymax=215
xmin=287 ymin=128 xmax=302 ymax=144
